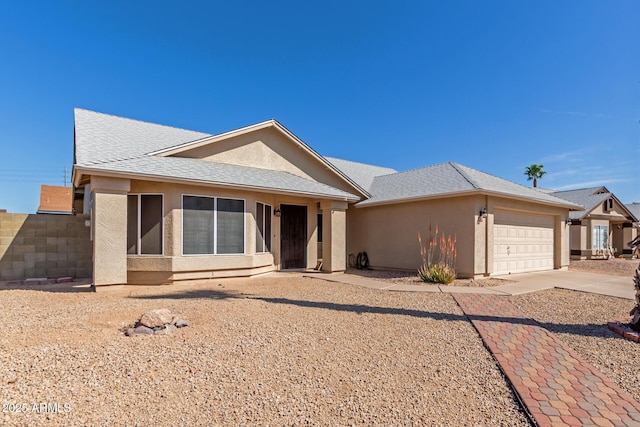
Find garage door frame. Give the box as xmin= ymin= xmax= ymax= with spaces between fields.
xmin=492 ymin=210 xmax=555 ymax=275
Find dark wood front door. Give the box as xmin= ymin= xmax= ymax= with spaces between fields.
xmin=280 ymin=205 xmax=307 ymax=269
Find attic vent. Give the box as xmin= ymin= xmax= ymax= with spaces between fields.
xmin=604 ymin=198 xmax=614 ymax=212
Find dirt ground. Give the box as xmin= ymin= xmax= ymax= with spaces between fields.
xmin=1 ymin=261 xmax=638 ymax=426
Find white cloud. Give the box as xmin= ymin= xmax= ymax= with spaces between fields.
xmin=553 ymin=178 xmax=632 ymax=191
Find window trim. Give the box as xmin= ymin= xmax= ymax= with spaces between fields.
xmin=127 ymin=193 xmax=164 ymax=256
xmin=181 ymin=194 xmax=246 ymax=256
xmin=592 ymin=224 xmax=609 ymax=250
xmin=255 ymin=201 xmax=272 ymax=254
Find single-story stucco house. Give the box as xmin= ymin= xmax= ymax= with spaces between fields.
xmin=550 ymin=187 xmax=639 ymax=259
xmin=72 ymin=109 xmax=580 ymax=287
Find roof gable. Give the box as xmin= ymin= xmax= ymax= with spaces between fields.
xmin=551 ymin=187 xmax=637 ymax=220
xmin=72 ymin=110 xmax=364 ymax=200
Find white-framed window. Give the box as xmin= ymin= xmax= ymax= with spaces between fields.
xmin=127 ymin=194 xmax=164 ymax=255
xmin=182 ymin=195 xmax=245 ymax=255
xmin=256 ymin=202 xmax=272 ymax=253
xmin=592 ymin=225 xmax=608 ymax=250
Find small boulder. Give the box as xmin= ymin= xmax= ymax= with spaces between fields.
xmin=139 ymin=309 xmax=174 ymax=328
xmin=174 ymin=319 xmax=190 ymax=328
xmin=126 ymin=325 xmax=154 ymax=336
xmin=154 ymin=324 xmax=177 ymax=335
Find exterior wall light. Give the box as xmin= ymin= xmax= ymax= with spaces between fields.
xmin=274 ymin=207 xmax=281 ymax=217
xmin=480 ymin=207 xmax=488 ymax=219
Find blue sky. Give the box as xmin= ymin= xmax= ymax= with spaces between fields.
xmin=0 ymin=1 xmax=638 ymax=213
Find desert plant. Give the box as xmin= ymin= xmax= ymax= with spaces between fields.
xmin=418 ymin=263 xmax=456 ymax=284
xmin=417 ymin=224 xmax=457 ymax=284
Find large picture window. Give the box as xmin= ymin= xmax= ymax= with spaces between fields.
xmin=592 ymin=225 xmax=608 ymax=250
xmin=127 ymin=194 xmax=163 ymax=255
xmin=256 ymin=202 xmax=272 ymax=253
xmin=182 ymin=195 xmax=245 ymax=255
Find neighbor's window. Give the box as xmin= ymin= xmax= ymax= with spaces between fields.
xmin=592 ymin=225 xmax=608 ymax=250
xmin=182 ymin=195 xmax=245 ymax=255
xmin=256 ymin=202 xmax=272 ymax=253
xmin=127 ymin=194 xmax=163 ymax=255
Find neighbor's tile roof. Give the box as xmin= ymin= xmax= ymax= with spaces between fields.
xmin=38 ymin=185 xmax=73 ymax=213
xmin=324 ymin=157 xmax=397 ymax=193
xmin=74 ymin=110 xmax=359 ymax=200
xmin=356 ymin=162 xmax=580 ymax=208
xmin=550 ymin=187 xmax=610 ymax=220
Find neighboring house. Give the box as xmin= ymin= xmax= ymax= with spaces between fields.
xmin=72 ymin=109 xmax=580 ymax=287
xmin=551 ymin=187 xmax=639 ymax=259
xmin=37 ymin=185 xmax=73 ymax=214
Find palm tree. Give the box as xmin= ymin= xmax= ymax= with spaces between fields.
xmin=524 ymin=164 xmax=546 ymax=188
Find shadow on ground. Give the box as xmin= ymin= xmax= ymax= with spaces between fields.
xmin=130 ymin=289 xmax=624 ymax=340
xmin=0 ymin=281 xmax=94 ymax=293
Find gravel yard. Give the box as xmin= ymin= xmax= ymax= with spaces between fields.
xmin=2 ymin=263 xmax=639 ymax=426
xmin=1 ymin=277 xmax=529 ymax=426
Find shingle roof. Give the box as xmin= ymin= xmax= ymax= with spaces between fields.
xmin=356 ymin=162 xmax=580 ymax=208
xmin=324 ymin=157 xmax=397 ymax=193
xmin=626 ymin=203 xmax=640 ymax=222
xmin=550 ymin=187 xmax=610 ymax=220
xmin=73 ymin=109 xmax=359 ymax=201
xmin=74 ymin=109 xmax=211 ymax=166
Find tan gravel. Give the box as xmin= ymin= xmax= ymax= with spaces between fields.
xmin=0 ymin=277 xmax=529 ymax=426
xmin=346 ymin=268 xmax=514 ymax=288
xmin=569 ymin=258 xmax=640 ymax=276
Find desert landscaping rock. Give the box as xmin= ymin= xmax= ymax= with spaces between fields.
xmin=174 ymin=319 xmax=190 ymax=328
xmin=154 ymin=324 xmax=177 ymax=335
xmin=139 ymin=308 xmax=174 ymax=328
xmin=1 ymin=271 xmax=637 ymax=425
xmin=126 ymin=325 xmax=154 ymax=336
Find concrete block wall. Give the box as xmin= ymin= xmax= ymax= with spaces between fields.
xmin=0 ymin=213 xmax=92 ymax=280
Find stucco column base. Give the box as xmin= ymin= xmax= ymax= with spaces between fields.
xmin=320 ymin=201 xmax=348 ymax=272
xmin=91 ymin=177 xmax=130 ymax=286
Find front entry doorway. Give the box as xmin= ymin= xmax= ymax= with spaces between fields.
xmin=280 ymin=204 xmax=307 ymax=269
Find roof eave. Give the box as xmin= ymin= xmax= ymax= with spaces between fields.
xmin=356 ymin=189 xmax=581 ymax=209
xmin=72 ymin=166 xmax=360 ymax=202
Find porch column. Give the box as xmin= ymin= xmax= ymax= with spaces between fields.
xmin=90 ymin=176 xmax=130 ymax=286
xmin=320 ymin=201 xmax=348 ymax=272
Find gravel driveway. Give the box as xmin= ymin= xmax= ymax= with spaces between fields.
xmin=1 ymin=268 xmax=637 ymax=426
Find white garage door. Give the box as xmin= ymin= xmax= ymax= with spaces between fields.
xmin=493 ymin=211 xmax=555 ymax=275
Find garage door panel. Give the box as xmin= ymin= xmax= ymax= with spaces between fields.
xmin=493 ymin=211 xmax=555 ymax=275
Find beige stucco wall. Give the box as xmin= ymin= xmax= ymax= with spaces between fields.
xmin=172 ymin=127 xmax=362 ymax=197
xmin=348 ymin=194 xmax=570 ymax=278
xmin=321 ymin=201 xmax=348 ymax=272
xmin=91 ymin=176 xmax=130 ymax=285
xmin=122 ymin=180 xmax=332 ymax=284
xmin=347 ymin=196 xmax=478 ymax=276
